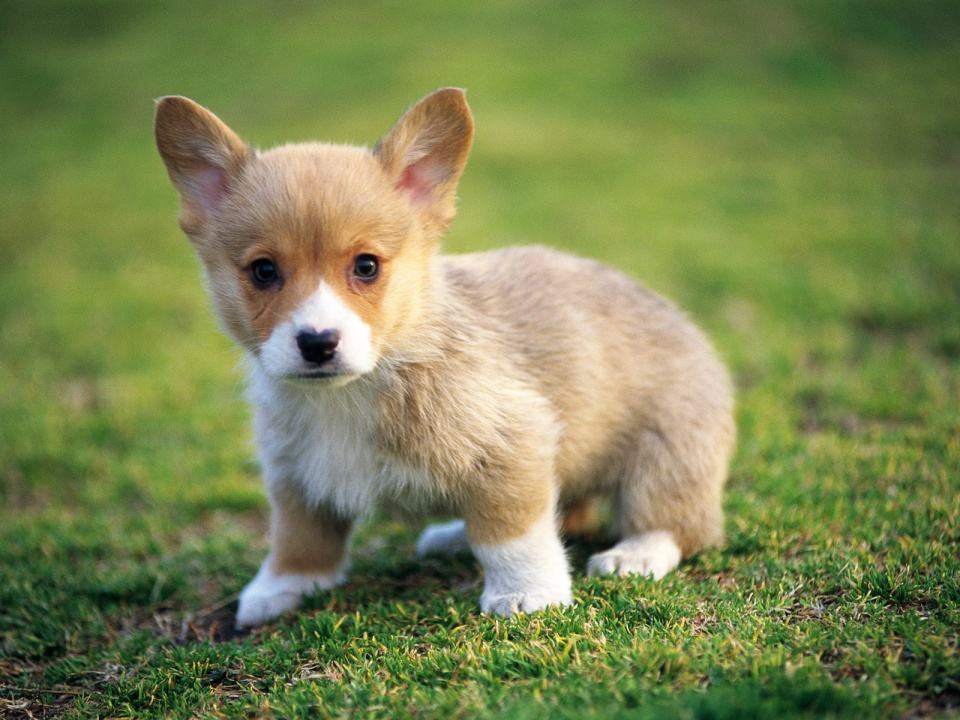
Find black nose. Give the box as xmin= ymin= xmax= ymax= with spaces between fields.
xmin=296 ymin=329 xmax=340 ymax=364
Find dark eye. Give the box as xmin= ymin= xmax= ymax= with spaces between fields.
xmin=250 ymin=258 xmax=280 ymax=288
xmin=353 ymin=254 xmax=379 ymax=281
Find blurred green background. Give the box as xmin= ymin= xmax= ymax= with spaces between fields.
xmin=1 ymin=2 xmax=958 ymax=718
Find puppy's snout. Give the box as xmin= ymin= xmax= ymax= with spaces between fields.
xmin=297 ymin=328 xmax=340 ymax=364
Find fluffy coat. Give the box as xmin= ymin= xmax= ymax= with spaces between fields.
xmin=154 ymin=88 xmax=735 ymax=627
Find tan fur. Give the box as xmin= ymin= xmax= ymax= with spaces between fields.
xmin=155 ymin=88 xmax=735 ymax=600
xmin=561 ymin=497 xmax=601 ymax=536
xmin=369 ymin=246 xmax=734 ymax=552
xmin=267 ymin=483 xmax=351 ymax=575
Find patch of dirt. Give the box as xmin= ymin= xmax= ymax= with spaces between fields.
xmin=144 ymin=595 xmax=247 ymax=645
xmin=0 ymin=690 xmax=78 ymax=720
xmin=0 ymin=659 xmax=86 ymax=720
xmin=905 ymin=691 xmax=960 ymax=718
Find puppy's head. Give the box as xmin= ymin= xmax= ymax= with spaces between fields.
xmin=155 ymin=88 xmax=473 ymax=385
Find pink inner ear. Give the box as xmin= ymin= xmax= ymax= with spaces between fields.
xmin=191 ymin=165 xmax=229 ymax=214
xmin=396 ymin=156 xmax=443 ymax=206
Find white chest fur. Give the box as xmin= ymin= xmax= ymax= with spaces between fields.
xmin=247 ymin=365 xmax=440 ymax=518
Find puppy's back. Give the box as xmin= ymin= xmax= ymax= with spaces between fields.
xmin=442 ymin=246 xmax=734 ymax=494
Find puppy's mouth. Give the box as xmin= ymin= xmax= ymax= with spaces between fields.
xmin=291 ymin=370 xmax=345 ymax=380
xmin=285 ymin=368 xmax=364 ymax=387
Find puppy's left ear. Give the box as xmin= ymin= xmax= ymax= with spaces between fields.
xmin=374 ymin=87 xmax=474 ymax=234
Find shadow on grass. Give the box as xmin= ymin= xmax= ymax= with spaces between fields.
xmin=179 ymin=532 xmax=624 ymax=644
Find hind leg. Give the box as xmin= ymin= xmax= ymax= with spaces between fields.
xmin=560 ymin=496 xmax=602 ymax=536
xmin=416 ymin=519 xmax=470 ymax=557
xmin=586 ymin=530 xmax=682 ymax=578
xmin=587 ymin=426 xmax=730 ymax=579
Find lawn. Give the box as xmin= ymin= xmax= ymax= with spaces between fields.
xmin=1 ymin=1 xmax=958 ymax=718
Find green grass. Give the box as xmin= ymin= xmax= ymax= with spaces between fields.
xmin=1 ymin=1 xmax=958 ymax=717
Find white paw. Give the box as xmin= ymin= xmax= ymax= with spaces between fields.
xmin=471 ymin=506 xmax=573 ymax=617
xmin=587 ymin=531 xmax=682 ymax=580
xmin=235 ymin=563 xmax=344 ymax=628
xmin=479 ymin=585 xmax=573 ymax=617
xmin=416 ymin=519 xmax=471 ymax=557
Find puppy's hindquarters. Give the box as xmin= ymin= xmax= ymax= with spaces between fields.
xmin=461 ymin=248 xmax=736 ymax=577
xmin=588 ymin=359 xmax=735 ymax=578
xmin=442 ymin=247 xmax=735 ymax=581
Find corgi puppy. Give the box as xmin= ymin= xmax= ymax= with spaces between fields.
xmin=154 ymin=88 xmax=735 ymax=627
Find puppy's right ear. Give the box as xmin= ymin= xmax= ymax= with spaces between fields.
xmin=154 ymin=96 xmax=250 ymax=237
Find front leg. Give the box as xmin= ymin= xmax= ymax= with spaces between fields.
xmin=466 ymin=485 xmax=572 ymax=617
xmin=236 ymin=482 xmax=352 ymax=628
